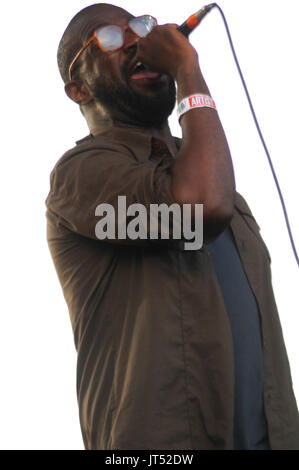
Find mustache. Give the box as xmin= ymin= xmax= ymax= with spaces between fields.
xmin=121 ymin=50 xmax=137 ymax=81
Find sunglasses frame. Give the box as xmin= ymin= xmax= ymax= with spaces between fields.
xmin=68 ymin=15 xmax=157 ymax=81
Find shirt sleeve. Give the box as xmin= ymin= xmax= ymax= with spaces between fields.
xmin=45 ymin=140 xmax=186 ymax=247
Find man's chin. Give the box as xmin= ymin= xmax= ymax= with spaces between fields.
xmin=91 ymin=74 xmax=176 ymax=128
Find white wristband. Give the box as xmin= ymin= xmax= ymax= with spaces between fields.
xmin=177 ymin=94 xmax=217 ymax=120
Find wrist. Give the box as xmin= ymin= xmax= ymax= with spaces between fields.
xmin=177 ymin=94 xmax=217 ymax=122
xmin=175 ymin=55 xmax=199 ymax=81
xmin=175 ymin=61 xmax=210 ymax=100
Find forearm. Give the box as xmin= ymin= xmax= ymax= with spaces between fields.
xmin=171 ymin=61 xmax=235 ymax=224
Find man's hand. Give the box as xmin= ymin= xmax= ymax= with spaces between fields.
xmin=136 ymin=24 xmax=198 ymax=79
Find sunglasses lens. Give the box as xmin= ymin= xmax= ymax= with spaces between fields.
xmin=96 ymin=25 xmax=124 ymax=51
xmin=129 ymin=15 xmax=157 ymax=38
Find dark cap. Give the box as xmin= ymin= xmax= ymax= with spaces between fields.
xmin=57 ymin=3 xmax=124 ymax=83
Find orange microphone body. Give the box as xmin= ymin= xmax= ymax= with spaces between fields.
xmin=177 ymin=3 xmax=216 ymax=36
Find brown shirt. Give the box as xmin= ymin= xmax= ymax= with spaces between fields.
xmin=45 ymin=123 xmax=299 ymax=450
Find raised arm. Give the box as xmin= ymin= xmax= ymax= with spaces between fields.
xmin=137 ymin=24 xmax=236 ymax=240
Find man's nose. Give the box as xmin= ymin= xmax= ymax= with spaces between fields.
xmin=122 ymin=27 xmax=139 ymax=51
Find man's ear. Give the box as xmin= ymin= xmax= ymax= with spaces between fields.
xmin=64 ymin=80 xmax=93 ymax=105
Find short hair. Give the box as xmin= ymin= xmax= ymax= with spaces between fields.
xmin=57 ymin=3 xmax=114 ymax=83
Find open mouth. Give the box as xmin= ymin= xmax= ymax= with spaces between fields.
xmin=130 ymin=61 xmax=162 ymax=81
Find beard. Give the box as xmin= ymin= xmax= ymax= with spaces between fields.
xmin=88 ymin=59 xmax=176 ymax=128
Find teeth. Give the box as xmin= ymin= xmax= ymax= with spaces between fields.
xmin=134 ymin=61 xmax=143 ymax=70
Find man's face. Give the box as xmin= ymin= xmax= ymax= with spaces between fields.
xmin=76 ymin=5 xmax=176 ymax=127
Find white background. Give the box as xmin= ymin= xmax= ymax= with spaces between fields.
xmin=1 ymin=0 xmax=298 ymax=449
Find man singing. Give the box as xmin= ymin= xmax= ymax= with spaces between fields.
xmin=45 ymin=3 xmax=299 ymax=449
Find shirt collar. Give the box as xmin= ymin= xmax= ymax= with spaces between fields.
xmin=76 ymin=120 xmax=181 ymax=163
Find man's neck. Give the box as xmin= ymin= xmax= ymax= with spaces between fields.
xmin=86 ymin=104 xmax=178 ymax=158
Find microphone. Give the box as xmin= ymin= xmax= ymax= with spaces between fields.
xmin=177 ymin=3 xmax=217 ymax=37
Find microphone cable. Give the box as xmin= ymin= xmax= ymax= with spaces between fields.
xmin=181 ymin=3 xmax=299 ymax=267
